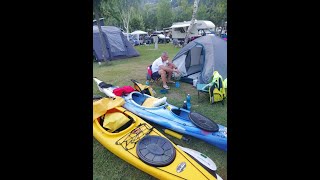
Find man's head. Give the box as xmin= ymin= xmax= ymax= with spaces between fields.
xmin=161 ymin=52 xmax=169 ymax=62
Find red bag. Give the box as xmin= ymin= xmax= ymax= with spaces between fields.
xmin=113 ymin=86 xmax=135 ymax=96
xmin=146 ymin=65 xmax=152 ymax=80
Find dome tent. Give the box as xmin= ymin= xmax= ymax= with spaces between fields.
xmin=172 ymin=35 xmax=227 ymax=84
xmin=93 ymin=26 xmax=140 ymax=61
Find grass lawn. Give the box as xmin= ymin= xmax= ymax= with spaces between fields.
xmin=93 ymin=43 xmax=227 ymax=180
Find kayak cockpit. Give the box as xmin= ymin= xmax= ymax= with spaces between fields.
xmin=97 ymin=109 xmax=135 ymax=133
xmin=93 ymin=97 xmax=136 ymax=133
xmin=171 ymin=108 xmax=190 ymax=121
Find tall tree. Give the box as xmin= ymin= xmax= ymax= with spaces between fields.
xmin=93 ymin=0 xmax=108 ymax=64
xmin=184 ymin=0 xmax=200 ymax=46
xmin=156 ymin=0 xmax=173 ymax=29
xmin=142 ymin=4 xmax=158 ymax=32
xmin=101 ymin=0 xmax=141 ymax=40
xmin=196 ymin=2 xmax=209 ymax=20
xmin=99 ymin=0 xmax=123 ymax=28
xmin=206 ymin=0 xmax=227 ymax=32
xmin=121 ymin=0 xmax=141 ymax=39
xmin=172 ymin=0 xmax=193 ymax=22
xmin=130 ymin=10 xmax=145 ymax=31
xmin=214 ymin=0 xmax=227 ymax=34
xmin=100 ymin=0 xmax=121 ymax=23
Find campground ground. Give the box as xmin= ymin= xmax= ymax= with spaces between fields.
xmin=93 ymin=43 xmax=227 ymax=180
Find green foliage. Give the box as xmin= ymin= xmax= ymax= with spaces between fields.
xmin=206 ymin=0 xmax=227 ymax=27
xmin=142 ymin=4 xmax=158 ymax=32
xmin=156 ymin=0 xmax=173 ymax=29
xmin=100 ymin=0 xmax=121 ymax=23
xmin=130 ymin=11 xmax=146 ymax=31
xmin=96 ymin=0 xmax=226 ymax=34
xmin=196 ymin=2 xmax=209 ymax=20
xmin=172 ymin=0 xmax=193 ymax=22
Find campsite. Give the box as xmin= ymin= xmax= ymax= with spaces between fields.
xmin=93 ymin=0 xmax=227 ymax=180
xmin=93 ymin=43 xmax=227 ymax=180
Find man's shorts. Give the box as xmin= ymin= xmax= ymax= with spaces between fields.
xmin=151 ymin=71 xmax=161 ymax=80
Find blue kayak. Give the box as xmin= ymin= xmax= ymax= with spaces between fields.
xmin=123 ymin=91 xmax=227 ymax=151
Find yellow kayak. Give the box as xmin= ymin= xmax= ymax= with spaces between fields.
xmin=93 ymin=97 xmax=217 ymax=180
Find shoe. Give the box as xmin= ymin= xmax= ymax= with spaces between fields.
xmin=167 ymin=80 xmax=175 ymax=84
xmin=163 ymin=85 xmax=170 ymax=90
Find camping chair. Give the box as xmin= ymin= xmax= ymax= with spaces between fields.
xmin=196 ymin=83 xmax=211 ymax=102
xmin=147 ymin=65 xmax=162 ymax=86
xmin=197 ymin=72 xmax=226 ymax=104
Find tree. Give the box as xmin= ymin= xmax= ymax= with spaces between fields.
xmin=100 ymin=0 xmax=141 ymax=40
xmin=130 ymin=10 xmax=145 ymax=31
xmin=196 ymin=2 xmax=209 ymax=20
xmin=156 ymin=0 xmax=173 ymax=29
xmin=184 ymin=0 xmax=200 ymax=46
xmin=93 ymin=0 xmax=109 ymax=64
xmin=100 ymin=0 xmax=122 ymax=27
xmin=214 ymin=0 xmax=227 ymax=34
xmin=172 ymin=0 xmax=193 ymax=22
xmin=206 ymin=0 xmax=227 ymax=32
xmin=142 ymin=4 xmax=158 ymax=32
xmin=100 ymin=0 xmax=121 ymax=23
xmin=118 ymin=0 xmax=141 ymax=40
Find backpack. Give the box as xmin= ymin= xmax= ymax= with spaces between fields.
xmin=209 ymin=71 xmax=226 ymax=104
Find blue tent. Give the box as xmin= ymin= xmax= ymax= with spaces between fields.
xmin=172 ymin=35 xmax=227 ymax=84
xmin=93 ymin=26 xmax=140 ymax=61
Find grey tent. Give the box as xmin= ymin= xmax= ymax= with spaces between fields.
xmin=172 ymin=35 xmax=227 ymax=84
xmin=93 ymin=26 xmax=140 ymax=61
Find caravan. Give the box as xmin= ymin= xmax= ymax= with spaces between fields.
xmin=131 ymin=30 xmax=148 ymax=45
xmin=170 ymin=20 xmax=215 ymax=43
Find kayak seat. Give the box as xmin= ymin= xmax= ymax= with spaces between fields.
xmin=188 ymin=112 xmax=219 ymax=132
xmin=142 ymin=97 xmax=167 ymax=108
xmin=142 ymin=97 xmax=159 ymax=107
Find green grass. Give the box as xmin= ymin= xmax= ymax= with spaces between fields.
xmin=93 ymin=44 xmax=227 ymax=180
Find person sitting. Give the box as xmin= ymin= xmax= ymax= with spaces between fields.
xmin=151 ymin=52 xmax=180 ymax=90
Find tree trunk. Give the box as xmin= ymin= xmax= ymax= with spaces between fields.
xmin=93 ymin=4 xmax=109 ymax=64
xmin=184 ymin=0 xmax=200 ymax=46
xmin=121 ymin=9 xmax=131 ymax=41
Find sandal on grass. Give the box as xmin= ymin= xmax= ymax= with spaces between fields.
xmin=163 ymin=85 xmax=170 ymax=90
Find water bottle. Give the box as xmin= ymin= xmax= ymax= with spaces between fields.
xmin=182 ymin=100 xmax=187 ymax=109
xmin=186 ymin=94 xmax=191 ymax=110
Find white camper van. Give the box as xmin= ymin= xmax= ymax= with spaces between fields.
xmin=170 ymin=20 xmax=215 ymax=43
